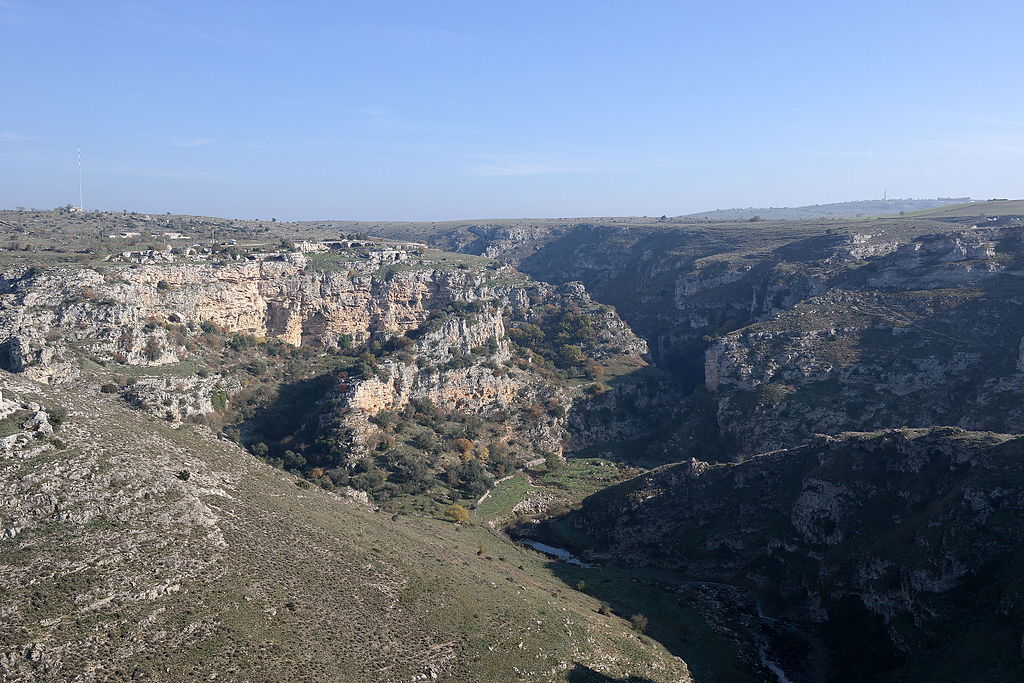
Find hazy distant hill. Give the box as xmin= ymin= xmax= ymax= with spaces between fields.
xmin=684 ymin=197 xmax=970 ymax=221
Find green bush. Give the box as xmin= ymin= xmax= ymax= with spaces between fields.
xmin=46 ymin=405 xmax=69 ymax=428
xmin=211 ymin=391 xmax=228 ymax=411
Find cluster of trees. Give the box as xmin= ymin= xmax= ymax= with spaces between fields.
xmin=233 ymin=363 xmax=522 ymax=506
xmin=180 ymin=301 xmax=545 ymax=510
xmin=507 ymin=303 xmax=607 ymax=380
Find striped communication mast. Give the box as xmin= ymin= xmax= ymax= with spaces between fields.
xmin=77 ymin=145 xmax=84 ymax=211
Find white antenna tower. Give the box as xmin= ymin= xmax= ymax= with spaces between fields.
xmin=77 ymin=145 xmax=84 ymax=211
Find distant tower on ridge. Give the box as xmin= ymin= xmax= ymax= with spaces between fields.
xmin=77 ymin=146 xmax=84 ymax=211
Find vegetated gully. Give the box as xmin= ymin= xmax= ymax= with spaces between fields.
xmin=480 ymin=277 xmax=801 ymax=683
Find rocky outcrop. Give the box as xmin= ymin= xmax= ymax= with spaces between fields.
xmin=330 ymin=281 xmax=656 ymax=462
xmin=861 ymin=231 xmax=1003 ymax=289
xmin=704 ymin=254 xmax=1024 ymax=455
xmin=347 ymin=309 xmax=518 ymax=414
xmin=0 ymin=390 xmax=56 ymax=453
xmin=0 ymin=261 xmax=524 ymax=382
xmin=121 ymin=373 xmax=231 ymax=422
xmin=0 ymin=249 xmax=657 ymax=466
xmin=555 ymin=427 xmax=1024 ymax=681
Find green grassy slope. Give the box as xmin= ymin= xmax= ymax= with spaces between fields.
xmin=0 ymin=372 xmax=691 ymax=682
xmin=888 ymin=198 xmax=1024 ymax=219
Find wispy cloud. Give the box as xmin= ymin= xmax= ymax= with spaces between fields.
xmin=96 ymin=162 xmax=223 ymax=182
xmin=344 ymin=104 xmax=407 ymax=128
xmin=354 ymin=25 xmax=470 ymax=44
xmin=170 ymin=138 xmax=215 ymax=148
xmin=466 ymin=153 xmax=647 ymax=177
xmin=900 ymin=133 xmax=1024 ymax=159
xmin=0 ymin=131 xmax=34 ymax=143
xmin=168 ymin=137 xmax=281 ymax=152
xmin=260 ymin=99 xmax=418 ymax=131
xmin=0 ymin=0 xmax=34 ymax=25
xmin=119 ymin=2 xmax=266 ymax=48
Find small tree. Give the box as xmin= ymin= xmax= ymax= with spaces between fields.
xmin=544 ymin=451 xmax=564 ymax=474
xmin=144 ymin=337 xmax=162 ymax=361
xmin=630 ymin=613 xmax=648 ymax=633
xmin=446 ymin=504 xmax=471 ymax=525
xmin=454 ymin=437 xmax=474 ymax=459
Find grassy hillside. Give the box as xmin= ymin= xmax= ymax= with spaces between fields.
xmin=684 ymin=198 xmax=969 ymax=221
xmin=891 ymin=198 xmax=1024 ymax=219
xmin=0 ymin=372 xmax=694 ymax=682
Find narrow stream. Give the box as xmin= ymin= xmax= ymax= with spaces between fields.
xmin=522 ymin=540 xmax=593 ymax=567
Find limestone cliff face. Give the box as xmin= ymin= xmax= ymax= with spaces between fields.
xmin=346 ymin=309 xmax=518 ymax=415
xmin=703 ymin=229 xmax=1022 ymax=455
xmin=325 ymin=279 xmax=656 ymax=461
xmin=335 ymin=306 xmax=571 ymax=459
xmin=860 ymin=231 xmax=1002 ymax=289
xmin=0 ymin=256 xmax=655 ymax=459
xmin=0 ymin=261 xmax=519 ymax=382
xmin=369 ymin=220 xmax=1024 ymax=464
xmin=555 ymin=428 xmax=1024 ymax=680
xmin=437 ymin=223 xmax=876 ymax=386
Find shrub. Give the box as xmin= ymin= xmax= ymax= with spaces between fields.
xmin=47 ymin=405 xmax=68 ymax=428
xmin=211 ymin=391 xmax=228 ymax=411
xmin=282 ymin=449 xmax=306 ymax=470
xmin=446 ymin=504 xmax=471 ymax=524
xmin=370 ymin=410 xmax=398 ymax=430
xmin=227 ymin=333 xmax=257 ymax=352
xmin=144 ymin=337 xmax=162 ymax=361
xmin=243 ymin=359 xmax=269 ymax=376
xmin=544 ymin=451 xmax=564 ymax=473
xmin=758 ymin=382 xmax=795 ymax=406
xmin=326 ymin=467 xmax=350 ymax=486
xmin=351 ymin=467 xmax=386 ymax=493
xmin=156 ymin=280 xmax=170 ymax=291
xmin=630 ymin=613 xmax=648 ymax=633
xmin=446 ymin=459 xmax=493 ymax=497
xmin=410 ymin=429 xmax=439 ymax=452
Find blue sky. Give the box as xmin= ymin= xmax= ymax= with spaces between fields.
xmin=2 ymin=1 xmax=1022 ymax=220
